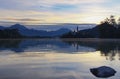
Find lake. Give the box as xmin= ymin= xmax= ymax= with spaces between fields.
xmin=0 ymin=39 xmax=120 ymax=79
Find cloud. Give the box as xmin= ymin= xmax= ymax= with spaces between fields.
xmin=0 ymin=0 xmax=119 ymax=25
xmin=7 ymin=18 xmax=43 ymax=22
xmin=0 ymin=0 xmax=108 ymax=10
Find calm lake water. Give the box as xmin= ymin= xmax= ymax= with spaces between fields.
xmin=0 ymin=39 xmax=120 ymax=79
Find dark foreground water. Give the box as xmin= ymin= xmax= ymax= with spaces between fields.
xmin=0 ymin=39 xmax=120 ymax=79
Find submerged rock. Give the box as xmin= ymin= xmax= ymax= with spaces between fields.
xmin=90 ymin=66 xmax=116 ymax=78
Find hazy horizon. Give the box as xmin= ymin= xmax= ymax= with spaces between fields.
xmin=0 ymin=23 xmax=96 ymax=31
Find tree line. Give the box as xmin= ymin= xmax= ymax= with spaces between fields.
xmin=61 ymin=15 xmax=120 ymax=38
xmin=0 ymin=29 xmax=23 ymax=38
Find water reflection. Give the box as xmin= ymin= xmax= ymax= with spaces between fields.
xmin=0 ymin=39 xmax=120 ymax=79
xmin=0 ymin=39 xmax=120 ymax=61
xmin=62 ymin=39 xmax=120 ymax=61
xmin=0 ymin=39 xmax=95 ymax=53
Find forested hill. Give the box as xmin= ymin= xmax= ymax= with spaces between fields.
xmin=61 ymin=16 xmax=120 ymax=38
xmin=61 ymin=22 xmax=120 ymax=38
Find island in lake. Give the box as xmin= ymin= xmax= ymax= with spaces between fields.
xmin=0 ymin=16 xmax=120 ymax=39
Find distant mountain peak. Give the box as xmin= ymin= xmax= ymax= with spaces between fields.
xmin=13 ymin=24 xmax=21 ymax=26
xmin=10 ymin=24 xmax=28 ymax=30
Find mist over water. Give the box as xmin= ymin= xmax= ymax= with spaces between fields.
xmin=0 ymin=39 xmax=120 ymax=79
xmin=26 ymin=24 xmax=96 ymax=31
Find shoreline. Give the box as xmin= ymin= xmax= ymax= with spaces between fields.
xmin=0 ymin=38 xmax=120 ymax=41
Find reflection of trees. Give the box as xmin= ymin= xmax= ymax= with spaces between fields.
xmin=0 ymin=39 xmax=120 ymax=60
xmin=100 ymin=47 xmax=120 ymax=61
xmin=0 ymin=39 xmax=23 ymax=52
xmin=0 ymin=39 xmax=72 ymax=53
xmin=62 ymin=39 xmax=120 ymax=61
xmin=0 ymin=40 xmax=22 ymax=48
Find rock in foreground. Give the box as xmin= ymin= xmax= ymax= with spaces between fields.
xmin=90 ymin=66 xmax=116 ymax=78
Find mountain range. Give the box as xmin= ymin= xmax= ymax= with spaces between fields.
xmin=0 ymin=24 xmax=71 ymax=37
xmin=1 ymin=22 xmax=119 ymax=38
xmin=27 ymin=23 xmax=96 ymax=31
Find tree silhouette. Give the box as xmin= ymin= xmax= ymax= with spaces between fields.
xmin=0 ymin=29 xmax=23 ymax=38
xmin=118 ymin=17 xmax=120 ymax=26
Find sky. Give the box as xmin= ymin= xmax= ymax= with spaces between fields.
xmin=0 ymin=0 xmax=120 ymax=25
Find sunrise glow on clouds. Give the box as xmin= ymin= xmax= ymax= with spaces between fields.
xmin=0 ymin=0 xmax=119 ymax=25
